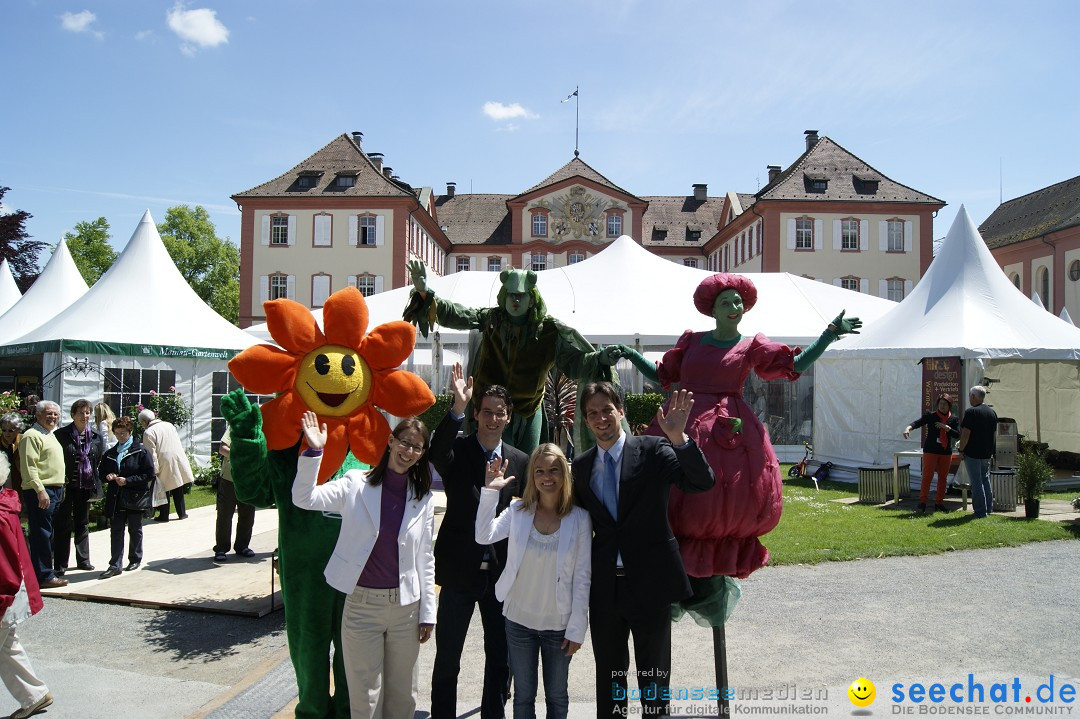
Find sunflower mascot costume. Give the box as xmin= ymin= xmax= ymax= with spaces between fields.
xmin=222 ymin=287 xmax=434 ymax=718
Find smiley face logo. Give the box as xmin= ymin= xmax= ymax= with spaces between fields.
xmin=295 ymin=344 xmax=373 ymax=417
xmin=847 ymin=677 xmax=876 ymax=707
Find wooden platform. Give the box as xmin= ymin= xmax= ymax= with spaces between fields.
xmin=41 ymin=504 xmax=283 ymax=617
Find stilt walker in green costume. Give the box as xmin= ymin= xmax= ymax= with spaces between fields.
xmin=224 ymin=287 xmax=435 ymax=718
xmin=404 ymin=261 xmax=622 ymax=453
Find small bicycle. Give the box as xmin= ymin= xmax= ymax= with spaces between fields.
xmin=788 ymin=441 xmax=813 ymax=479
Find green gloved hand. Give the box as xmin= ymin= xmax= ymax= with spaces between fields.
xmin=618 ymin=345 xmax=659 ymax=383
xmin=829 ymin=310 xmax=862 ymax=336
xmin=220 ymin=388 xmax=262 ymax=440
xmin=730 ymin=417 xmax=743 ymax=435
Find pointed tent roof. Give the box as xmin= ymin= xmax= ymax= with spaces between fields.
xmin=0 ymin=238 xmax=89 ymax=344
xmin=824 ymin=207 xmax=1080 ymax=360
xmin=0 ymin=260 xmax=21 ymax=317
xmin=1 ymin=211 xmax=257 ymax=359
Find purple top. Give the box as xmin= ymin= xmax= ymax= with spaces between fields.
xmin=358 ymin=469 xmax=409 ymax=589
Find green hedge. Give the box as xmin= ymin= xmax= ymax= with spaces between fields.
xmin=419 ymin=394 xmax=453 ymax=432
xmin=624 ymin=393 xmax=664 ymax=430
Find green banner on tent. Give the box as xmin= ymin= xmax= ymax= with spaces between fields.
xmin=0 ymin=339 xmax=240 ymax=360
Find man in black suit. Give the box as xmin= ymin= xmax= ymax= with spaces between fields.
xmin=573 ymin=382 xmax=715 ymax=718
xmin=429 ymin=363 xmax=528 ymax=719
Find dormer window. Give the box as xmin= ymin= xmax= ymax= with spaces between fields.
xmin=652 ymin=227 xmax=668 ymax=242
xmin=686 ymin=225 xmax=702 ymax=242
xmin=804 ymin=172 xmax=828 ymax=193
xmin=334 ymin=170 xmax=360 ymax=189
xmin=297 ymin=171 xmax=323 ymax=189
xmin=853 ymin=173 xmax=880 ymax=194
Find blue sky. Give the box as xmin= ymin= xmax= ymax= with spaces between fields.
xmin=3 ymin=1 xmax=1079 ymax=262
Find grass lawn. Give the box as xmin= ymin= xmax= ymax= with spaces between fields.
xmin=766 ymin=470 xmax=1080 ymax=566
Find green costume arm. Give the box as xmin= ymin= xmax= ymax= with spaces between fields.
xmin=403 ymin=289 xmax=487 ymax=338
xmin=618 ymin=345 xmax=660 ymax=383
xmin=551 ymin=320 xmax=614 ymax=385
xmin=220 ymin=389 xmax=276 ymax=507
xmin=792 ymin=310 xmax=861 ymax=373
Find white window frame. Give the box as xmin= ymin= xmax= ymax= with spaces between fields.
xmin=841 ymin=277 xmax=859 ymax=292
xmin=355 ymin=274 xmax=376 ymax=297
xmin=607 ymin=213 xmax=622 ymax=237
xmin=313 ymin=214 xmax=332 ymax=247
xmin=795 ymin=218 xmax=813 ymax=249
xmin=568 ymin=252 xmax=584 ymax=265
xmin=311 ymin=273 xmax=331 ymax=307
xmin=531 ymin=212 xmax=547 ymax=237
xmin=271 ymin=215 xmax=289 ymax=246
xmin=358 ymin=216 xmax=377 ymax=246
xmin=683 ymin=258 xmax=698 ymax=268
xmin=269 ymin=274 xmax=289 ymax=300
xmin=456 ymin=256 xmax=471 ymax=272
xmin=887 ymin=220 xmax=904 ymax=252
xmin=841 ymin=219 xmax=860 ymax=251
xmin=886 ymin=278 xmax=904 ymax=302
xmin=487 ymin=256 xmax=502 ymax=272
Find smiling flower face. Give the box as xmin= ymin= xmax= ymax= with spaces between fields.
xmin=228 ymin=287 xmax=434 ymax=483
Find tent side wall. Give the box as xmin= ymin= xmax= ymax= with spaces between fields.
xmin=978 ymin=360 xmax=1080 ymax=452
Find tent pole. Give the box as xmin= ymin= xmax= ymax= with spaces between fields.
xmin=1034 ymin=362 xmax=1041 ymax=444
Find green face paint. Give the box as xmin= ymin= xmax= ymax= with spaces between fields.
xmin=712 ymin=289 xmax=744 ymax=339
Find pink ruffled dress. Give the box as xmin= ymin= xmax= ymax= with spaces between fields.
xmin=653 ymin=331 xmax=800 ymax=579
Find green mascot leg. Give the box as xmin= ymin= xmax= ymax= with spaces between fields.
xmin=506 ymin=411 xmax=543 ymax=454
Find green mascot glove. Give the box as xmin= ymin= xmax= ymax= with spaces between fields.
xmin=616 ymin=345 xmax=660 ymax=383
xmin=792 ymin=310 xmax=862 ymax=373
xmin=830 ymin=310 xmax=862 ymax=337
xmin=220 ymin=388 xmax=262 ymax=440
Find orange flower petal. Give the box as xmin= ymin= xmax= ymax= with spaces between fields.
xmin=265 ymin=298 xmax=325 ymax=354
xmin=259 ymin=392 xmax=307 ymax=450
xmin=370 ymin=369 xmax=435 ymax=418
xmin=358 ymin=321 xmax=417 ymax=371
xmin=348 ymin=406 xmax=391 ymax=467
xmin=323 ymin=287 xmax=369 ymax=349
xmin=228 ymin=345 xmax=297 ymax=394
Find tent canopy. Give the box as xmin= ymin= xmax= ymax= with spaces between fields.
xmin=823 ymin=207 xmax=1080 ymax=361
xmin=0 ymin=238 xmax=88 ymax=345
xmin=2 ymin=210 xmax=256 ymax=358
xmin=247 ymin=235 xmax=897 ymax=347
xmin=0 ymin=260 xmax=21 ymax=317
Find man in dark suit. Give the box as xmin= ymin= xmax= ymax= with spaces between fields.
xmin=53 ymin=399 xmax=101 ymax=575
xmin=573 ymin=382 xmax=715 ymax=718
xmin=429 ymin=363 xmax=528 ymax=719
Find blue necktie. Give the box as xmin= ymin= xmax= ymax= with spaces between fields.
xmin=602 ymin=452 xmax=618 ymax=519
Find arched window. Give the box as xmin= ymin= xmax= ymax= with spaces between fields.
xmin=1038 ymin=266 xmax=1050 ymax=310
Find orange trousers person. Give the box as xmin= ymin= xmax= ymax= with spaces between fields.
xmin=920 ymin=453 xmax=952 ymax=505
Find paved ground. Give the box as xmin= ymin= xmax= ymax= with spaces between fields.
xmin=7 ymin=538 xmax=1079 ymax=718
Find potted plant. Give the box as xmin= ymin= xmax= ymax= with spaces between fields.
xmin=1014 ymin=450 xmax=1053 ymax=519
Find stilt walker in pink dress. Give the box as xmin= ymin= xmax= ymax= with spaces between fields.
xmin=619 ymin=273 xmax=861 ymax=621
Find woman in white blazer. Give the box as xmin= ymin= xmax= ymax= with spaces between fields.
xmin=293 ymin=411 xmax=436 ymax=719
xmin=476 ymin=443 xmax=591 ymax=719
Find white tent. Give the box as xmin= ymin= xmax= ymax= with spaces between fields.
xmin=0 ymin=211 xmax=258 ymax=462
xmin=815 ymin=207 xmax=1080 ymax=466
xmin=0 ymin=238 xmax=88 ymax=344
xmin=248 ymin=235 xmax=897 ymax=346
xmin=0 ymin=260 xmax=20 ymax=317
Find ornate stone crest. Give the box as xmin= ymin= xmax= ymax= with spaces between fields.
xmin=543 ymin=186 xmax=613 ymax=240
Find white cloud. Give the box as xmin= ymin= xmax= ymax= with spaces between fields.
xmin=134 ymin=29 xmax=155 ymax=42
xmin=483 ymin=101 xmax=538 ymax=122
xmin=60 ymin=10 xmax=104 ymax=39
xmin=166 ymin=4 xmax=229 ymax=56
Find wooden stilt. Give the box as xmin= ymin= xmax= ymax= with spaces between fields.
xmin=714 ymin=624 xmax=730 ymax=716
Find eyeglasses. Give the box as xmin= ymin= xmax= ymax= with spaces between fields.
xmin=394 ymin=438 xmax=425 ymax=454
xmin=478 ymin=410 xmax=508 ymax=420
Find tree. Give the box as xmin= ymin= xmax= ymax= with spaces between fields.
xmin=64 ymin=217 xmax=117 ymax=286
xmin=0 ymin=186 xmax=48 ymax=291
xmin=158 ymin=205 xmax=240 ymax=324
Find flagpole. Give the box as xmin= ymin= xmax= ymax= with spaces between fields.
xmin=574 ymin=85 xmax=580 ymax=157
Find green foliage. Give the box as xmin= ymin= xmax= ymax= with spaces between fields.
xmin=126 ymin=389 xmax=193 ymax=438
xmin=418 ymin=394 xmax=453 ymax=433
xmin=64 ymin=217 xmax=116 ymax=285
xmin=190 ymin=451 xmax=222 ymax=487
xmin=0 ymin=186 xmax=48 ymax=291
xmin=624 ymin=393 xmax=664 ymax=430
xmin=1015 ymin=450 xmax=1053 ymax=501
xmin=158 ymin=205 xmax=240 ymax=324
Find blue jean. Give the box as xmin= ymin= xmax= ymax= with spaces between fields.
xmin=23 ymin=486 xmax=64 ymax=582
xmin=964 ymin=457 xmax=993 ymax=517
xmin=504 ymin=618 xmax=572 ymax=719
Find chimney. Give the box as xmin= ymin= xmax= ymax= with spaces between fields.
xmin=368 ymin=152 xmax=383 ymax=172
xmin=351 ymin=131 xmax=364 ymax=146
xmin=692 ymin=183 xmax=707 ymax=202
xmin=767 ymin=165 xmax=782 ymax=183
xmin=383 ymin=166 xmax=393 ymax=178
xmin=446 ymin=182 xmax=456 ymax=198
xmin=804 ymin=129 xmax=819 ymax=152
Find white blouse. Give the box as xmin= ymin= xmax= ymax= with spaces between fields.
xmin=503 ymin=525 xmax=568 ymax=631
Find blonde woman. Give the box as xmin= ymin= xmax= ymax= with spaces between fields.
xmin=476 ymin=443 xmax=591 ymax=719
xmin=94 ymin=404 xmax=117 ymax=453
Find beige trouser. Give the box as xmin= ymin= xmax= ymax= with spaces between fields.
xmin=341 ymin=586 xmax=420 ymax=719
xmin=0 ymin=624 xmax=48 ymax=711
